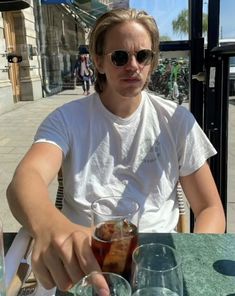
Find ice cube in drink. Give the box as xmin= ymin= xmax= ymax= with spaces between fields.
xmin=91 ymin=219 xmax=138 ymax=281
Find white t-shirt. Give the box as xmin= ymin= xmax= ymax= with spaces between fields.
xmin=34 ymin=91 xmax=216 ymax=233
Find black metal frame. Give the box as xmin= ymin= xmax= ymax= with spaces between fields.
xmin=204 ymin=49 xmax=229 ymax=223
xmin=158 ymin=0 xmax=205 ymax=231
xmin=204 ymin=1 xmax=235 ymax=232
xmin=189 ymin=0 xmax=204 ymax=125
xmin=159 ymin=0 xmax=233 ymax=232
xmin=188 ymin=0 xmax=204 ymax=231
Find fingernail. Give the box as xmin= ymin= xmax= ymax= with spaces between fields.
xmin=98 ymin=288 xmax=110 ymax=296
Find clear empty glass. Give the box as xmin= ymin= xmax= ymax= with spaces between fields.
xmin=73 ymin=271 xmax=132 ymax=296
xmin=0 ymin=220 xmax=6 ymax=296
xmin=131 ymin=243 xmax=183 ymax=296
xmin=91 ymin=196 xmax=140 ymax=281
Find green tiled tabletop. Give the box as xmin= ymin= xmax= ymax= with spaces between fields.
xmin=4 ymin=233 xmax=235 ymax=296
xmin=140 ymin=233 xmax=235 ymax=296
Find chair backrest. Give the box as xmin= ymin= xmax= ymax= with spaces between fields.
xmin=55 ymin=168 xmax=64 ymax=210
xmin=176 ymin=182 xmax=188 ymax=233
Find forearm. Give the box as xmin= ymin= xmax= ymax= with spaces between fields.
xmin=193 ymin=206 xmax=226 ymax=233
xmin=7 ymin=167 xmax=66 ymax=237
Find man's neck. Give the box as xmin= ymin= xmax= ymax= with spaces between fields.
xmin=99 ymin=90 xmax=142 ymax=118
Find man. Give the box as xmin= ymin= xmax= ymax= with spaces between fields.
xmin=7 ymin=8 xmax=225 ymax=293
xmin=74 ymin=51 xmax=92 ymax=95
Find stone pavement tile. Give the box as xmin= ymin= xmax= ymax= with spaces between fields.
xmin=0 ymin=146 xmax=15 ymax=153
xmin=227 ymin=203 xmax=235 ymax=233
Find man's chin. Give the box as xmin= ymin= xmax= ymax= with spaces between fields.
xmin=118 ymin=86 xmax=144 ymax=98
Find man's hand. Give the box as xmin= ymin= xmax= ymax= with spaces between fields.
xmin=31 ymin=220 xmax=101 ymax=291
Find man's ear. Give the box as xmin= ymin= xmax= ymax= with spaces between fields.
xmin=93 ymin=54 xmax=105 ymax=74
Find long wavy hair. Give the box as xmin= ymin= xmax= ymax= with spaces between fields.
xmin=89 ymin=8 xmax=160 ymax=94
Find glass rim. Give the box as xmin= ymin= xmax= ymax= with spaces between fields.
xmin=90 ymin=196 xmax=140 ymax=218
xmin=75 ymin=271 xmax=132 ymax=294
xmin=132 ymin=243 xmax=182 ymax=273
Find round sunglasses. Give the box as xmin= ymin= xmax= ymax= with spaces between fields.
xmin=105 ymin=49 xmax=155 ymax=67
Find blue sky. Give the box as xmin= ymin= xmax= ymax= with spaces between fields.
xmin=220 ymin=0 xmax=235 ymax=39
xmin=129 ymin=0 xmax=235 ymax=41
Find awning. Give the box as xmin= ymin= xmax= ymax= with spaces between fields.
xmin=90 ymin=0 xmax=108 ymax=18
xmin=0 ymin=0 xmax=30 ymax=11
xmin=73 ymin=0 xmax=108 ymax=22
xmin=62 ymin=3 xmax=97 ymax=28
xmin=74 ymin=5 xmax=97 ymax=27
xmin=62 ymin=0 xmax=107 ymax=28
xmin=44 ymin=0 xmax=108 ymax=28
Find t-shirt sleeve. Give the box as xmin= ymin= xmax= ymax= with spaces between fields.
xmin=176 ymin=107 xmax=217 ymax=176
xmin=34 ymin=108 xmax=70 ymax=157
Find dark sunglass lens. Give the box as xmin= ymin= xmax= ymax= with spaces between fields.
xmin=137 ymin=50 xmax=153 ymax=65
xmin=111 ymin=50 xmax=128 ymax=66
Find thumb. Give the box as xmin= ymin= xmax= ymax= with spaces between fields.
xmin=89 ymin=272 xmax=110 ymax=296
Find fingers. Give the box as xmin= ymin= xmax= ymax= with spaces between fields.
xmin=32 ymin=244 xmax=72 ymax=291
xmin=89 ymin=272 xmax=110 ymax=296
xmin=57 ymin=230 xmax=101 ymax=280
xmin=31 ymin=255 xmax=55 ymax=290
xmin=72 ymin=232 xmax=111 ymax=295
xmin=43 ymin=251 xmax=73 ymax=291
xmin=56 ymin=233 xmax=85 ymax=284
xmin=72 ymin=231 xmax=102 ymax=274
xmin=31 ymin=226 xmax=101 ymax=292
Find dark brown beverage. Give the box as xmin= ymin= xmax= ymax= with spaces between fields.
xmin=91 ymin=219 xmax=138 ymax=281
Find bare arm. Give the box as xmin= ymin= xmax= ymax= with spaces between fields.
xmin=7 ymin=143 xmax=63 ymax=233
xmin=6 ymin=143 xmax=101 ymax=291
xmin=180 ymin=162 xmax=226 ymax=233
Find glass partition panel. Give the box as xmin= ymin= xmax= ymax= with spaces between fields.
xmin=219 ymin=0 xmax=235 ymax=40
xmin=129 ymin=0 xmax=189 ymax=41
xmin=219 ymin=0 xmax=235 ymax=233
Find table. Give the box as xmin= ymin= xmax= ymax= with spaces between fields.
xmin=4 ymin=232 xmax=235 ymax=295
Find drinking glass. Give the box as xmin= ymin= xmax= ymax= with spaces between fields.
xmin=91 ymin=196 xmax=140 ymax=281
xmin=131 ymin=243 xmax=183 ymax=296
xmin=73 ymin=271 xmax=132 ymax=296
xmin=0 ymin=220 xmax=6 ymax=296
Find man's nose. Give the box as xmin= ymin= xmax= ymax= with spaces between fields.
xmin=125 ymin=54 xmax=139 ymax=69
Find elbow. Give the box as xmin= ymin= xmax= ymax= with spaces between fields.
xmin=194 ymin=205 xmax=226 ymax=234
xmin=6 ymin=181 xmax=16 ymax=211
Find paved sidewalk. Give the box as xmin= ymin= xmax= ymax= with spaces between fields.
xmin=0 ymin=88 xmax=234 ymax=233
xmin=0 ymin=86 xmax=87 ymax=232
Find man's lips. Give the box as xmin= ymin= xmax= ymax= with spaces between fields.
xmin=121 ymin=77 xmax=141 ymax=82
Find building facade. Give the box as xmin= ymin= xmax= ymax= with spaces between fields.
xmin=0 ymin=2 xmax=43 ymax=114
xmin=0 ymin=0 xmax=130 ymax=115
xmin=0 ymin=0 xmax=88 ymax=115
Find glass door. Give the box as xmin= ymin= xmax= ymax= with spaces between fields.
xmin=130 ymin=0 xmax=205 ymax=231
xmin=130 ymin=0 xmax=235 ymax=232
xmin=204 ymin=0 xmax=235 ymax=232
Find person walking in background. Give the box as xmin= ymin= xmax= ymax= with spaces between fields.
xmin=74 ymin=51 xmax=93 ymax=95
xmin=7 ymin=8 xmax=225 ymax=293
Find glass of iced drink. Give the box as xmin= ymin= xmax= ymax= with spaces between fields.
xmin=91 ymin=196 xmax=140 ymax=281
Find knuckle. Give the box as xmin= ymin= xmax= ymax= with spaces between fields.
xmin=41 ymin=280 xmax=55 ymax=290
xmin=34 ymin=272 xmax=55 ymax=290
xmin=57 ymin=278 xmax=72 ymax=292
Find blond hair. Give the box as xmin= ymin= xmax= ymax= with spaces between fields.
xmin=89 ymin=8 xmax=160 ymax=93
